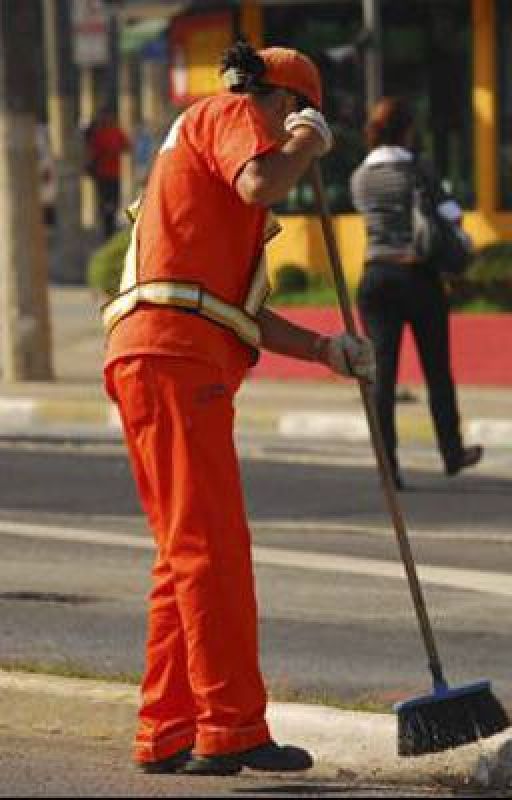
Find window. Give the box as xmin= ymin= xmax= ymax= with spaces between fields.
xmin=380 ymin=0 xmax=474 ymax=207
xmin=264 ymin=1 xmax=364 ymax=214
xmin=264 ymin=0 xmax=474 ymax=214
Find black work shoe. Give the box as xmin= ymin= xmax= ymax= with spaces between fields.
xmin=138 ymin=747 xmax=192 ymax=774
xmin=237 ymin=740 xmax=314 ymax=772
xmin=178 ymin=753 xmax=241 ymax=776
xmin=445 ymin=445 xmax=483 ymax=476
xmin=179 ymin=741 xmax=313 ymax=776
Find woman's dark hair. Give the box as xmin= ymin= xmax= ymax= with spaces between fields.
xmin=365 ymin=96 xmax=414 ymax=149
xmin=220 ymin=40 xmax=310 ymax=109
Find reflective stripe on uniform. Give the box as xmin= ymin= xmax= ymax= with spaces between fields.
xmin=105 ymin=199 xmax=279 ymax=350
xmin=101 ymin=281 xmax=261 ymax=348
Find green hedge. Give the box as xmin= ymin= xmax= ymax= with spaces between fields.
xmin=450 ymin=243 xmax=512 ymax=311
xmin=86 ymin=227 xmax=130 ymax=297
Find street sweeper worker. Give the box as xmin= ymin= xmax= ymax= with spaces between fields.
xmin=102 ymin=40 xmax=376 ymax=777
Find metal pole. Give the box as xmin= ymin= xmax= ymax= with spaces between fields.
xmin=362 ymin=0 xmax=383 ymax=114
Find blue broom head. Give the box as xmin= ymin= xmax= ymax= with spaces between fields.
xmin=394 ymin=679 xmax=492 ymax=712
xmin=394 ymin=680 xmax=510 ymax=756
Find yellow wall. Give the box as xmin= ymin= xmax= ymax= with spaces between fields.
xmin=268 ymin=208 xmax=512 ymax=292
xmin=472 ymin=0 xmax=496 ymax=214
xmin=268 ymin=213 xmax=366 ymax=289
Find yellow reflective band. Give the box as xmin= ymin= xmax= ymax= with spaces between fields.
xmin=102 ymin=282 xmax=261 ymax=349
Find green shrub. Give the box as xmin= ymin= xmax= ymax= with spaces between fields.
xmin=86 ymin=226 xmax=131 ymax=297
xmin=273 ymin=263 xmax=310 ymax=294
xmin=450 ymin=242 xmax=512 ymax=311
xmin=466 ymin=242 xmax=512 ymax=282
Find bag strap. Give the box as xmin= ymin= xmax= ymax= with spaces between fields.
xmin=412 ymin=157 xmax=453 ymax=218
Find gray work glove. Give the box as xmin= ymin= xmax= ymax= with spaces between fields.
xmin=326 ymin=333 xmax=376 ymax=382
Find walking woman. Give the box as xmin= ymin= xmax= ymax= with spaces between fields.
xmin=103 ymin=41 xmax=375 ymax=776
xmin=351 ymin=96 xmax=482 ymax=489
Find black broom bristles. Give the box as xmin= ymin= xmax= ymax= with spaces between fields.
xmin=397 ymin=684 xmax=510 ymax=757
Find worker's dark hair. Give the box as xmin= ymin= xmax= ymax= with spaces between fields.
xmin=220 ymin=40 xmax=310 ymax=109
xmin=220 ymin=41 xmax=267 ymax=91
xmin=365 ymin=96 xmax=414 ymax=149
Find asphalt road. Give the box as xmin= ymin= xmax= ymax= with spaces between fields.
xmin=0 ymin=436 xmax=511 ymax=708
xmin=1 ymin=734 xmax=491 ymax=799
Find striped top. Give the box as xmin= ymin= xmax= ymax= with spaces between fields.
xmin=350 ymin=146 xmax=450 ymax=264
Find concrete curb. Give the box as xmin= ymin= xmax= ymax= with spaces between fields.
xmin=1 ymin=671 xmax=511 ymax=790
xmin=277 ymin=411 xmax=512 ymax=448
xmin=0 ymin=393 xmax=511 ymax=447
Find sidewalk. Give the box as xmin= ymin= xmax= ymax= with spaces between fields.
xmin=1 ymin=670 xmax=511 ymax=791
xmin=0 ymin=287 xmax=509 ymax=445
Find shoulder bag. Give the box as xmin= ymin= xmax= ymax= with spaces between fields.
xmin=411 ymin=162 xmax=473 ymax=276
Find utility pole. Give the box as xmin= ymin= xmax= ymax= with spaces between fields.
xmin=362 ymin=0 xmax=383 ymax=114
xmin=0 ymin=2 xmax=53 ymax=381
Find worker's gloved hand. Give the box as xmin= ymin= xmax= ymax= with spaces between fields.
xmin=284 ymin=108 xmax=333 ymax=156
xmin=326 ymin=333 xmax=376 ymax=382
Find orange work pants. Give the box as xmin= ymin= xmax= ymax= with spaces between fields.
xmin=105 ymin=355 xmax=270 ymax=763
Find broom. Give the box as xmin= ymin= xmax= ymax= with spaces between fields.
xmin=309 ymin=160 xmax=510 ymax=756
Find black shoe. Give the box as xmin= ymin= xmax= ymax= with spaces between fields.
xmin=138 ymin=747 xmax=192 ymax=774
xmin=178 ymin=753 xmax=241 ymax=776
xmin=445 ymin=445 xmax=483 ymax=476
xmin=237 ymin=741 xmax=313 ymax=772
xmin=179 ymin=741 xmax=313 ymax=776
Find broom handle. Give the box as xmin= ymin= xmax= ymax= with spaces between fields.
xmin=310 ymin=161 xmax=446 ymax=686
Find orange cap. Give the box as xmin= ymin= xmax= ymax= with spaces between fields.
xmin=259 ymin=47 xmax=322 ymax=110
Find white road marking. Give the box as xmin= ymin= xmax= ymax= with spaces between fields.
xmin=251 ymin=519 xmax=512 ymax=542
xmin=1 ymin=519 xmax=512 ymax=598
xmin=237 ymin=443 xmax=512 ymax=476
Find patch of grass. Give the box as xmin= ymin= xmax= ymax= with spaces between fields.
xmin=0 ymin=659 xmax=141 ymax=685
xmin=451 ymin=296 xmax=507 ymax=313
xmin=0 ymin=661 xmax=394 ymax=714
xmin=269 ymin=284 xmax=339 ymax=307
xmin=268 ymin=681 xmax=392 ymax=714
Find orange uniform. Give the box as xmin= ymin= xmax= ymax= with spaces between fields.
xmin=104 ymin=92 xmax=278 ymax=762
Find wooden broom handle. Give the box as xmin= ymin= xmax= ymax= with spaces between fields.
xmin=310 ymin=161 xmax=445 ymax=684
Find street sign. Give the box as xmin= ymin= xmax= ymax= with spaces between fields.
xmin=72 ymin=0 xmax=109 ymax=67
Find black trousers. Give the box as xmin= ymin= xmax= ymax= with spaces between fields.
xmin=357 ymin=263 xmax=463 ymax=473
xmin=96 ymin=178 xmax=120 ymax=240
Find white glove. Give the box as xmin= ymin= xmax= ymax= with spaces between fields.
xmin=326 ymin=333 xmax=376 ymax=382
xmin=284 ymin=108 xmax=333 ymax=156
